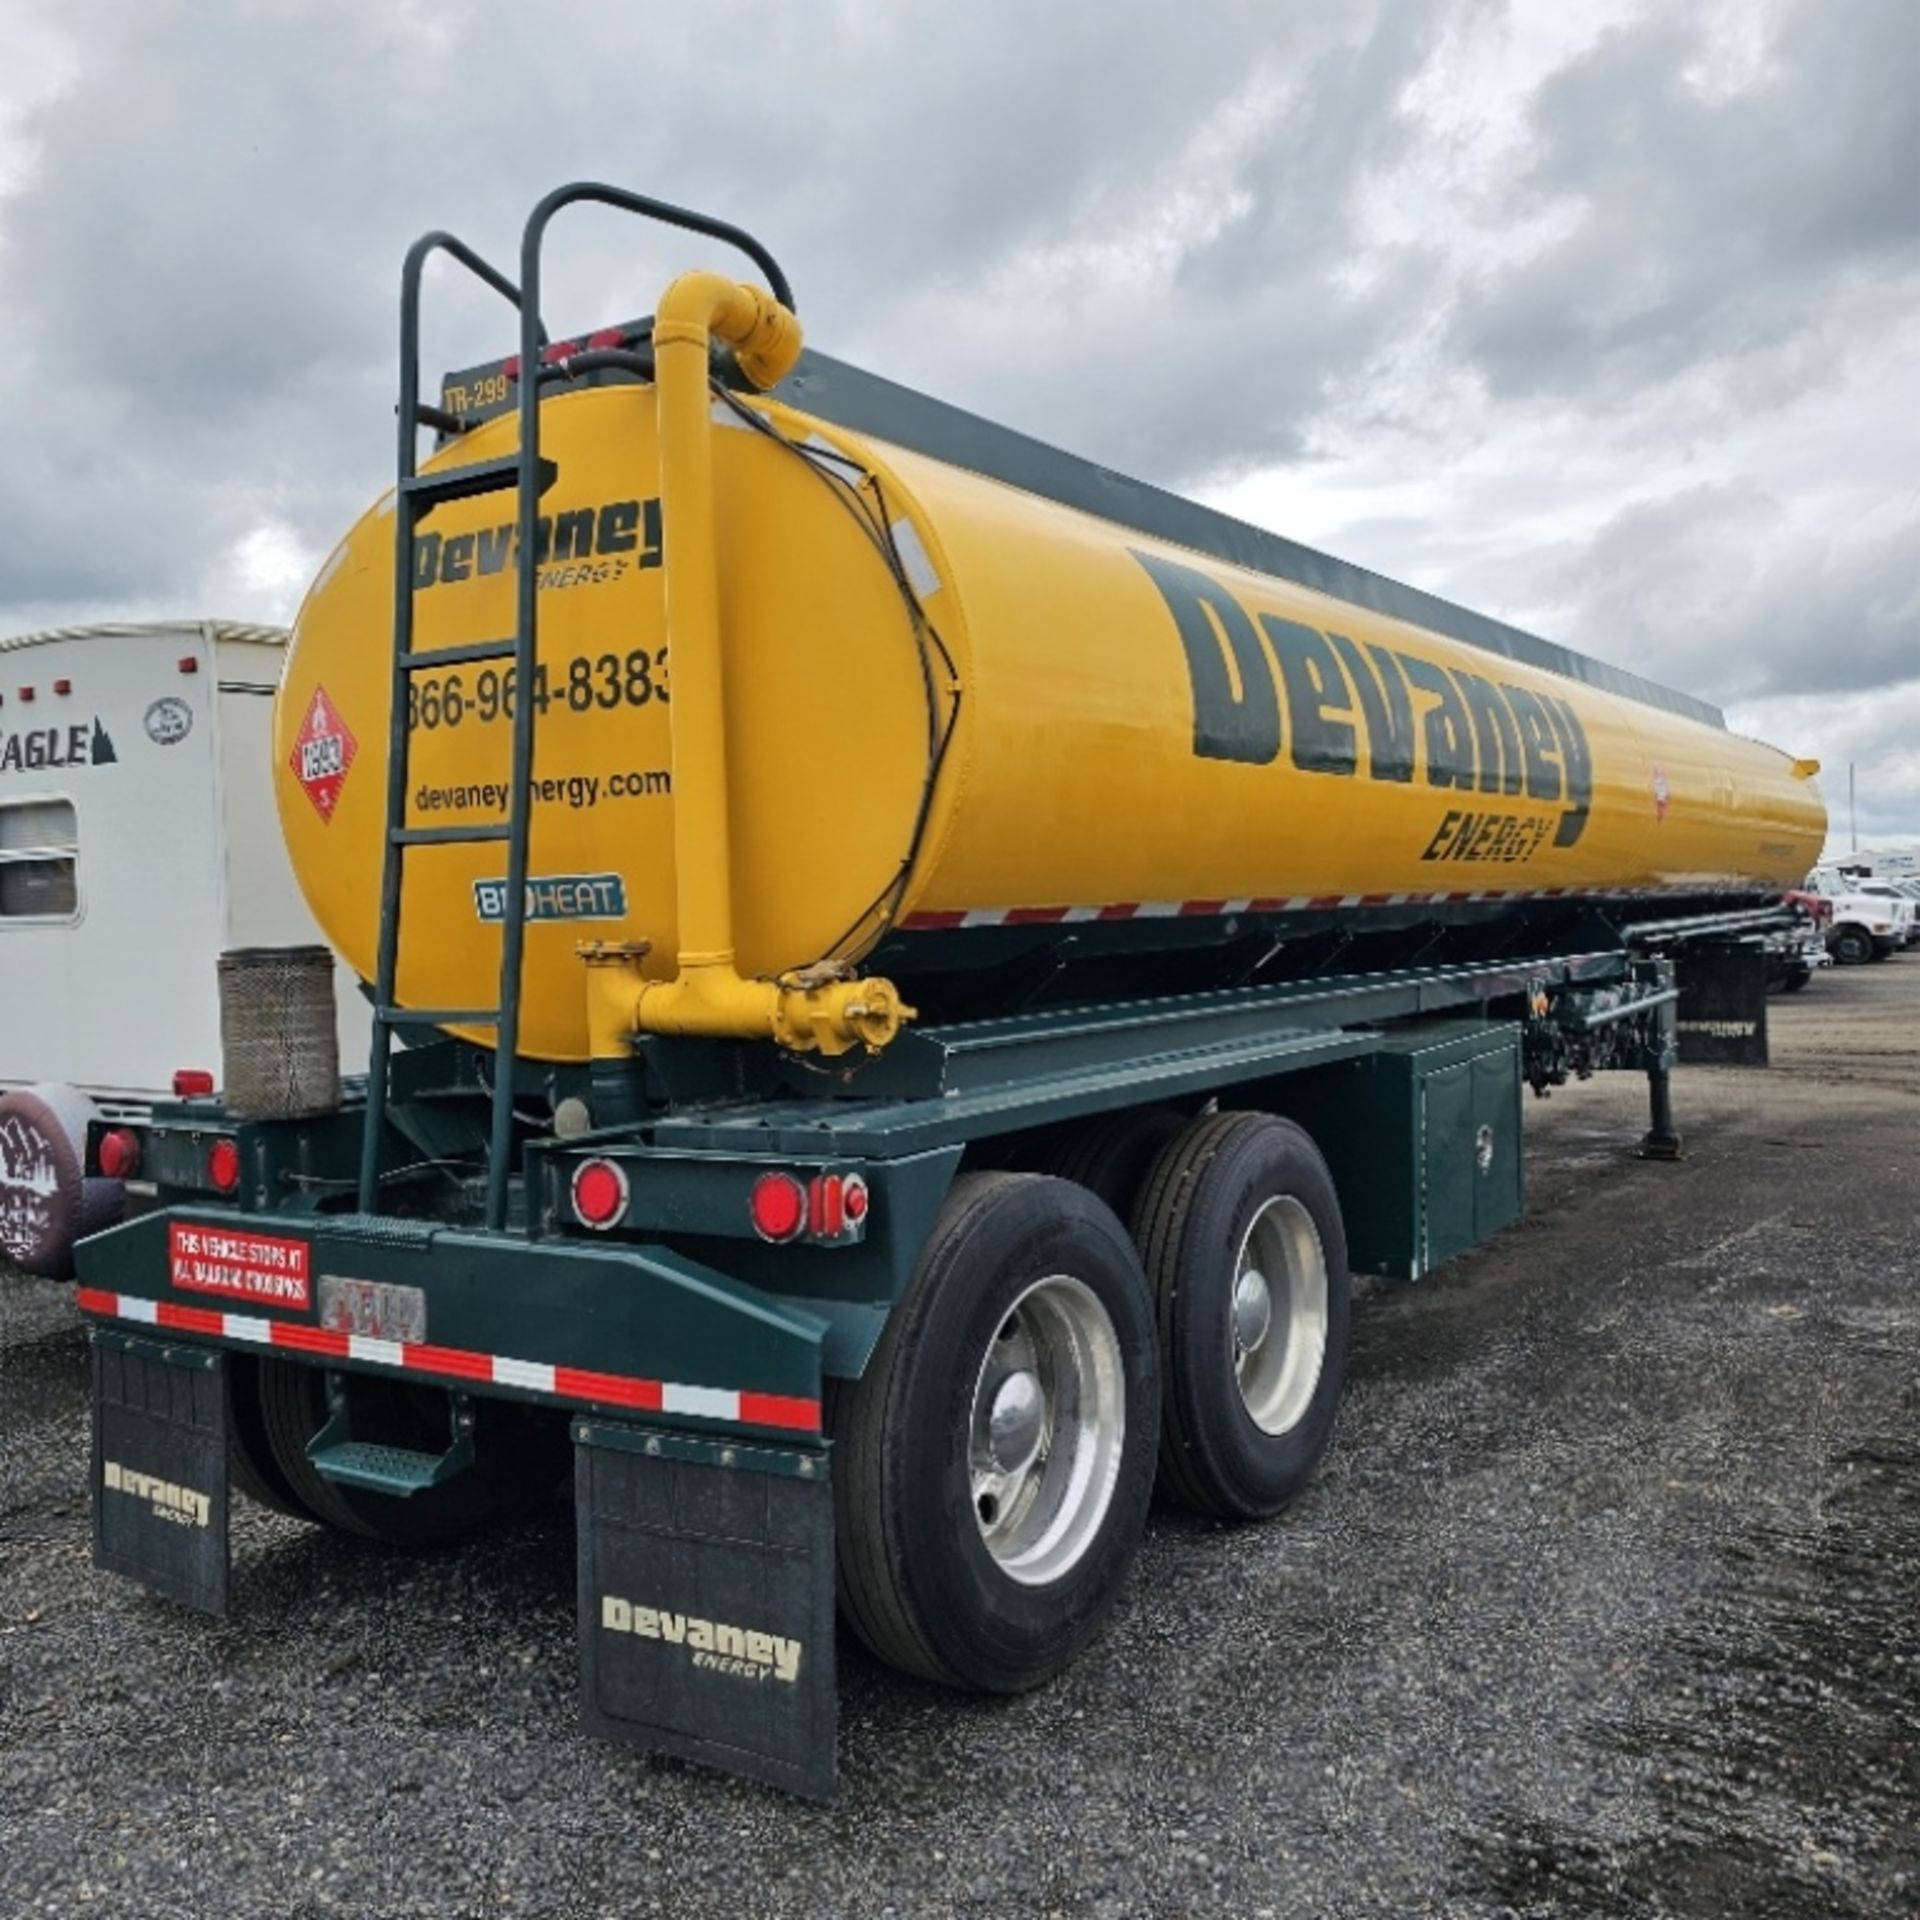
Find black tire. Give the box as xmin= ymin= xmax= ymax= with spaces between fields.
xmin=832 ymin=1172 xmax=1159 ymax=1693
xmin=1133 ymin=1112 xmax=1350 ymax=1521
xmin=256 ymin=1359 xmax=568 ymax=1547
xmin=226 ymin=1355 xmax=323 ymax=1521
xmin=1831 ymin=927 xmax=1873 ymax=966
xmin=1780 ymin=970 xmax=1810 ymax=993
xmin=1023 ymin=1106 xmax=1187 ymax=1223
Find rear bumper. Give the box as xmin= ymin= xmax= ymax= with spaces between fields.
xmin=74 ymin=1206 xmax=827 ymax=1439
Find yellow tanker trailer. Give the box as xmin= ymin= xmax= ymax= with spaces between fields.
xmin=75 ymin=185 xmax=1824 ymax=1797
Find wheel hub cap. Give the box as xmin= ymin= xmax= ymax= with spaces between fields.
xmin=1232 ymin=1268 xmax=1273 ymax=1354
xmin=968 ymin=1275 xmax=1126 ymax=1587
xmin=1231 ymin=1194 xmax=1330 ymax=1437
xmin=987 ymin=1368 xmax=1045 ymax=1475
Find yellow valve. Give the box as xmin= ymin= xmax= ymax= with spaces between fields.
xmin=580 ymin=943 xmax=912 ymax=1059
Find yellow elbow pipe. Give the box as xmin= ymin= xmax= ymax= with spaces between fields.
xmin=597 ymin=273 xmax=910 ymax=1059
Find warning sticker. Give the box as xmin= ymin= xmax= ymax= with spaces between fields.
xmin=290 ymin=685 xmax=357 ymax=822
xmin=170 ymin=1223 xmax=311 ymax=1311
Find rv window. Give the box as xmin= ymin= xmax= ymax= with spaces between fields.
xmin=0 ymin=797 xmax=79 ymax=920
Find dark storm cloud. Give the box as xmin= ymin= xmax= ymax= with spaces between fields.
xmin=0 ymin=0 xmax=1912 ymax=855
xmin=1450 ymin=0 xmax=1920 ymax=401
xmin=1533 ymin=482 xmax=1920 ymax=702
xmin=0 ymin=0 xmax=1448 ymax=626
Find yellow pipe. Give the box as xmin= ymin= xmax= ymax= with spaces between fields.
xmin=602 ymin=273 xmax=912 ymax=1058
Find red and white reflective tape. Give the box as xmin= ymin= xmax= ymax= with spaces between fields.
xmin=74 ymin=1287 xmax=819 ymax=1434
xmin=898 ymin=885 xmax=1748 ymax=931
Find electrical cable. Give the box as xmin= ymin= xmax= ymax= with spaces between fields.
xmin=707 ymin=382 xmax=963 ymax=970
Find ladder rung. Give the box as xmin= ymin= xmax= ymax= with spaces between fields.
xmin=377 ymin=1006 xmax=500 ymax=1026
xmin=415 ymin=401 xmax=473 ymax=437
xmin=401 ymin=454 xmax=521 ymax=508
xmin=391 ymin=823 xmax=511 ymax=847
xmin=400 ymin=638 xmax=518 ymax=671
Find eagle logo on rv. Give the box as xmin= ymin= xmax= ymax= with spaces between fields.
xmin=290 ymin=685 xmax=357 ymax=822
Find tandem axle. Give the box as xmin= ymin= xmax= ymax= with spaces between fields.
xmin=72 ymin=933 xmax=1775 ymax=1795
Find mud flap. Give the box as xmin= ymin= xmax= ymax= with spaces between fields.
xmin=1675 ymin=941 xmax=1770 ymax=1066
xmin=91 ymin=1331 xmax=230 ymax=1616
xmin=574 ymin=1420 xmax=836 ymax=1800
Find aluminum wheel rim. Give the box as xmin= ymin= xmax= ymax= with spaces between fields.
xmin=1232 ymin=1194 xmax=1329 ymax=1436
xmin=969 ymin=1274 xmax=1126 ymax=1588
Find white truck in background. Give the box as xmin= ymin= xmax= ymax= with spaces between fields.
xmin=1804 ymin=866 xmax=1913 ymax=965
xmin=0 ymin=621 xmax=368 ymax=1276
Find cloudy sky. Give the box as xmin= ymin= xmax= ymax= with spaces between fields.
xmin=2 ymin=0 xmax=1914 ymax=847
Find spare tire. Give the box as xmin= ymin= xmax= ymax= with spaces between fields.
xmin=0 ymin=1084 xmax=125 ymax=1278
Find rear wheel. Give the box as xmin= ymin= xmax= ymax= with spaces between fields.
xmin=832 ymin=1172 xmax=1159 ymax=1692
xmin=1134 ymin=1112 xmax=1350 ymax=1520
xmin=1022 ymin=1106 xmax=1186 ymax=1223
xmin=226 ymin=1355 xmax=322 ymax=1521
xmin=255 ymin=1360 xmax=568 ymax=1547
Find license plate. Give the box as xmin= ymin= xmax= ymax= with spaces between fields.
xmin=317 ymin=1275 xmax=427 ymax=1343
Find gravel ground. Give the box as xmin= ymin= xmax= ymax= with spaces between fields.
xmin=2 ymin=959 xmax=1915 ymax=1919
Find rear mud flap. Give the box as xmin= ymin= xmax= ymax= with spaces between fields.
xmin=91 ymin=1331 xmax=230 ymax=1616
xmin=1675 ymin=941 xmax=1769 ymax=1066
xmin=574 ymin=1421 xmax=836 ymax=1800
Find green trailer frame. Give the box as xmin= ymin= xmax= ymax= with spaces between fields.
xmin=72 ymin=183 xmax=1792 ymax=1799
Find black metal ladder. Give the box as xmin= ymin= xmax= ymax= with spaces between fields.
xmin=356 ymin=231 xmax=543 ymax=1227
xmin=358 ymin=187 xmax=797 ymax=1232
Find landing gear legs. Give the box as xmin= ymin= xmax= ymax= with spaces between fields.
xmin=1639 ymin=1064 xmax=1682 ymax=1161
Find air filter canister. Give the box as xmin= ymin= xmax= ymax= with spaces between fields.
xmin=218 ymin=946 xmax=341 ymax=1121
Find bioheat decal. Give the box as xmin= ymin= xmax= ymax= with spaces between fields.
xmin=473 ymin=872 xmax=629 ymax=923
xmin=1135 ymin=550 xmax=1595 ymax=851
xmin=0 ymin=718 xmax=116 ymax=775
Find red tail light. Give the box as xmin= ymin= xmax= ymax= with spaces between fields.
xmin=98 ymin=1129 xmax=141 ymax=1180
xmin=571 ymin=1157 xmax=629 ymax=1230
xmin=206 ymin=1138 xmax=241 ymax=1194
xmin=811 ymin=1173 xmax=845 ymax=1238
xmin=173 ymin=1069 xmax=215 ymax=1097
xmin=749 ymin=1172 xmax=808 ymax=1243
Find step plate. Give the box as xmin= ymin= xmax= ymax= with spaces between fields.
xmin=307 ymin=1438 xmax=456 ymax=1496
xmin=91 ymin=1334 xmax=230 ymax=1616
xmin=575 ymin=1425 xmax=836 ymax=1799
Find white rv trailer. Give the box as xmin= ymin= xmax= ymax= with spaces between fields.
xmin=0 ymin=620 xmax=368 ymax=1275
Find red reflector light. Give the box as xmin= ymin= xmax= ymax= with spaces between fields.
xmin=808 ymin=1173 xmax=845 ymax=1239
xmin=98 ymin=1129 xmax=141 ymax=1180
xmin=173 ymin=1069 xmax=215 ymax=1097
xmin=206 ymin=1138 xmax=241 ymax=1194
xmin=17 ymin=686 xmax=33 ymax=702
xmin=587 ymin=326 xmax=624 ymax=350
xmin=178 ymin=655 xmax=199 ymax=674
xmin=570 ymin=1157 xmax=629 ymax=1230
xmin=53 ymin=678 xmax=72 ymax=696
xmin=843 ymin=1176 xmax=870 ymax=1223
xmin=749 ymin=1172 xmax=808 ymax=1243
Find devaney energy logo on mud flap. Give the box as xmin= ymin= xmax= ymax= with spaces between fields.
xmin=600 ymin=1594 xmax=803 ymax=1684
xmin=102 ymin=1461 xmax=211 ymax=1530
